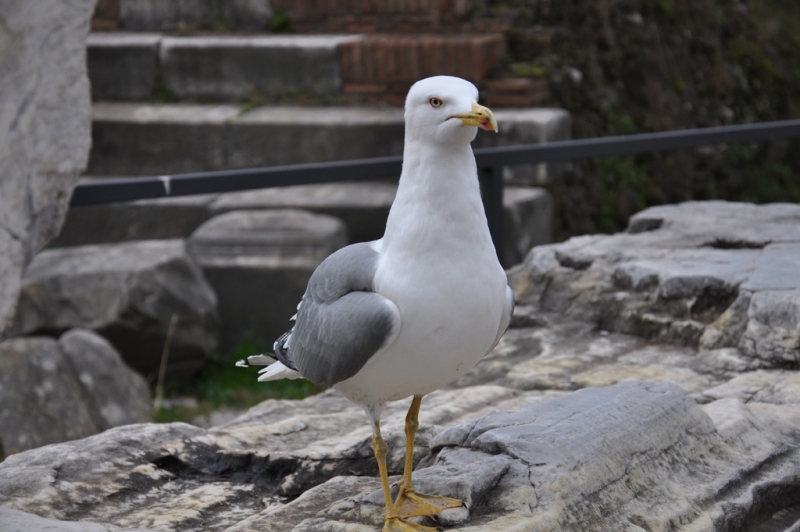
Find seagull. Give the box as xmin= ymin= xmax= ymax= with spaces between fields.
xmin=238 ymin=76 xmax=514 ymax=531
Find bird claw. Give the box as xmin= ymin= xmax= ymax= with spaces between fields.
xmin=394 ymin=487 xmax=464 ymax=519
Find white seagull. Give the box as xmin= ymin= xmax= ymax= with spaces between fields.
xmin=238 ymin=76 xmax=514 ymax=531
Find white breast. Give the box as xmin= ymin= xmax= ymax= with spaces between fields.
xmin=333 ymin=156 xmax=508 ymax=405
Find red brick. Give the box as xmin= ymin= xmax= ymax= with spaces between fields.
xmin=339 ymin=34 xmax=506 ymax=85
xmin=484 ymin=78 xmax=536 ymax=92
xmin=91 ymin=0 xmax=118 ymax=30
xmin=342 ymin=83 xmax=389 ymax=94
xmin=270 ymin=0 xmax=479 ymax=32
xmin=483 ymin=78 xmax=550 ymax=107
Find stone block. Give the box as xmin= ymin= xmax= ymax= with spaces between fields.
xmin=210 ymin=181 xmax=397 ymax=244
xmin=86 ymin=32 xmax=161 ymax=100
xmin=58 ymin=329 xmax=152 ymax=429
xmin=503 ymin=186 xmax=553 ymax=266
xmin=12 ymin=240 xmax=219 ymax=379
xmin=0 ymin=337 xmax=97 ymax=456
xmin=0 ymin=0 xmax=94 ymax=338
xmin=187 ymin=210 xmax=347 ymax=351
xmin=54 ymin=184 xmax=217 ymax=247
xmin=159 ymin=35 xmax=361 ymax=101
xmin=0 ymin=330 xmax=150 ymax=456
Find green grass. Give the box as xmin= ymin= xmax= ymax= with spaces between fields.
xmin=510 ymin=62 xmax=549 ymax=78
xmin=153 ymin=332 xmax=321 ymax=424
xmin=267 ymin=9 xmax=292 ymax=33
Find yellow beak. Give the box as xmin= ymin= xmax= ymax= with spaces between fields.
xmin=451 ymin=103 xmax=499 ymax=133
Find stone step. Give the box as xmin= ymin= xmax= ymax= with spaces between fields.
xmin=88 ymin=102 xmax=571 ymax=180
xmin=92 ymin=0 xmax=273 ymax=31
xmin=87 ymin=32 xmax=507 ymax=103
xmin=91 ymin=0 xmax=502 ymax=33
xmin=87 ymin=33 xmax=361 ymax=101
xmin=57 ymin=181 xmax=553 ymax=266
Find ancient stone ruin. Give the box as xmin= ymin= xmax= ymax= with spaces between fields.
xmin=2 ymin=201 xmax=799 ymax=531
xmin=2 ymin=1 xmax=799 ymax=531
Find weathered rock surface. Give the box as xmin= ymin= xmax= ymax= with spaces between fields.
xmin=0 ymin=329 xmax=151 ymax=456
xmin=0 ymin=507 xmax=156 ymax=532
xmin=187 ymin=209 xmax=347 ymax=350
xmin=0 ymin=0 xmax=94 ymax=338
xmin=509 ymin=201 xmax=800 ymax=367
xmin=2 ymin=201 xmax=800 ymax=531
xmin=1 ymin=379 xmax=798 ymax=531
xmin=12 ymin=240 xmax=219 ymax=379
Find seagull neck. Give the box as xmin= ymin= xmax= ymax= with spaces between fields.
xmin=382 ymin=139 xmax=494 ymax=254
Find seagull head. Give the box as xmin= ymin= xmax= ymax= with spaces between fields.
xmin=404 ymin=76 xmax=498 ymax=146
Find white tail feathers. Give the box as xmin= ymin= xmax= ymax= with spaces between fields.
xmin=257 ymin=361 xmax=302 ymax=382
xmin=235 ymin=354 xmax=276 ymax=367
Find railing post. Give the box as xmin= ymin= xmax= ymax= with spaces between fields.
xmin=479 ymin=164 xmax=505 ymax=267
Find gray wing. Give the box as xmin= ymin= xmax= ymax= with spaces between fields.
xmin=286 ymin=242 xmax=400 ymax=388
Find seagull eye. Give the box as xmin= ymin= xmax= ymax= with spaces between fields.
xmin=429 ymin=97 xmax=443 ymax=108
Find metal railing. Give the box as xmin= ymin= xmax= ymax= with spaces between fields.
xmin=70 ymin=119 xmax=800 ymax=265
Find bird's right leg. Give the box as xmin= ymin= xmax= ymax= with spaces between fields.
xmin=371 ymin=420 xmax=437 ymax=532
xmin=393 ymin=395 xmax=463 ymax=520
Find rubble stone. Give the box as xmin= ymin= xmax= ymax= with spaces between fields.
xmin=12 ymin=240 xmax=219 ymax=379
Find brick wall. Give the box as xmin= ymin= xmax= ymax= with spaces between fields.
xmin=340 ymin=34 xmax=506 ymax=103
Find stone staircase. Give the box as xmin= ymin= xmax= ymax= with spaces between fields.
xmin=51 ymin=0 xmax=571 ymax=361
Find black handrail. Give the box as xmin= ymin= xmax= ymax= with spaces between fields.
xmin=70 ymin=119 xmax=800 ymax=265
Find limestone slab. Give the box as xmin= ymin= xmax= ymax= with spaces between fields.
xmin=4 ymin=382 xmax=799 ymax=531
xmin=0 ymin=0 xmax=94 ymax=338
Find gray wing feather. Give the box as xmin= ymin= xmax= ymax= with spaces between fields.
xmin=288 ymin=243 xmax=400 ymax=388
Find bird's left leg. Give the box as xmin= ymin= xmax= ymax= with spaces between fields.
xmin=371 ymin=418 xmax=437 ymax=532
xmin=394 ymin=395 xmax=464 ymax=520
